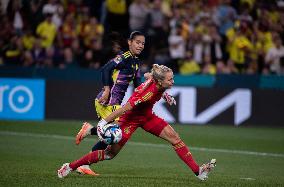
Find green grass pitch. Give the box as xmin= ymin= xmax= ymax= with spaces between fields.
xmin=0 ymin=120 xmax=284 ymax=187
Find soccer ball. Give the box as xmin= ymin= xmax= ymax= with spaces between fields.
xmin=97 ymin=123 xmax=122 ymax=145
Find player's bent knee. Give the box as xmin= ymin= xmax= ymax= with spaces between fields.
xmin=160 ymin=126 xmax=181 ymax=144
xmin=167 ymin=129 xmax=181 ymax=144
xmin=170 ymin=133 xmax=181 ymax=145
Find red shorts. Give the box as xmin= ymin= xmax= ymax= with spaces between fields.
xmin=117 ymin=113 xmax=168 ymax=147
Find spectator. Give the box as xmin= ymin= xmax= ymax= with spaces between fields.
xmin=147 ymin=0 xmax=168 ymax=48
xmin=7 ymin=0 xmax=25 ymax=36
xmin=76 ymin=15 xmax=104 ymax=50
xmin=208 ymin=24 xmax=223 ymax=63
xmin=215 ymin=0 xmax=237 ymax=37
xmin=105 ymin=0 xmax=129 ymax=36
xmin=59 ymin=47 xmax=78 ymax=69
xmin=253 ymin=19 xmax=274 ymax=73
xmin=265 ymin=36 xmax=284 ymax=75
xmin=0 ymin=0 xmax=282 ymax=75
xmin=25 ymin=0 xmax=45 ymax=32
xmin=214 ymin=0 xmax=237 ymax=61
xmin=226 ymin=20 xmax=253 ymax=72
xmin=3 ymin=35 xmax=23 ymax=66
xmin=41 ymin=42 xmax=63 ymax=68
xmin=36 ymin=13 xmax=57 ymax=49
xmin=216 ymin=60 xmax=232 ymax=74
xmin=42 ymin=0 xmax=64 ymax=29
xmin=168 ymin=27 xmax=186 ymax=73
xmin=168 ymin=7 xmax=182 ymax=38
xmin=202 ymin=55 xmax=217 ymax=75
xmin=179 ymin=51 xmax=201 ymax=75
xmin=30 ymin=38 xmax=46 ymax=67
xmin=129 ymin=0 xmax=150 ymax=32
xmin=58 ymin=13 xmax=77 ymax=48
xmin=22 ymin=29 xmax=35 ymax=50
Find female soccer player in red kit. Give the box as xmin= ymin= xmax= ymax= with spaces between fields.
xmin=58 ymin=64 xmax=216 ymax=181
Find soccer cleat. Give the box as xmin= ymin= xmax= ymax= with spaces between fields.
xmin=57 ymin=163 xmax=72 ymax=178
xmin=76 ymin=165 xmax=99 ymax=176
xmin=75 ymin=122 xmax=93 ymax=145
xmin=197 ymin=159 xmax=216 ymax=181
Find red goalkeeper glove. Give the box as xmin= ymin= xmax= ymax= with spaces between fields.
xmin=162 ymin=92 xmax=176 ymax=106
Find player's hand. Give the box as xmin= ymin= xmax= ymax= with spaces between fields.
xmin=162 ymin=92 xmax=176 ymax=106
xmin=98 ymin=87 xmax=110 ymax=105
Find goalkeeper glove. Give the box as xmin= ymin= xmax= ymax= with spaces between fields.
xmin=162 ymin=92 xmax=176 ymax=106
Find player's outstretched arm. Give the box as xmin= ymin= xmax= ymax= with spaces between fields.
xmin=98 ymin=102 xmax=133 ymax=126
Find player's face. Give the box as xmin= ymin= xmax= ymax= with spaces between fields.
xmin=161 ymin=72 xmax=174 ymax=89
xmin=128 ymin=35 xmax=145 ymax=56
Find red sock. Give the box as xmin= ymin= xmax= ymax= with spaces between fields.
xmin=173 ymin=141 xmax=199 ymax=174
xmin=69 ymin=150 xmax=105 ymax=170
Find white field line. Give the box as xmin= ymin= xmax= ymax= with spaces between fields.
xmin=239 ymin=178 xmax=256 ymax=181
xmin=1 ymin=131 xmax=284 ymax=158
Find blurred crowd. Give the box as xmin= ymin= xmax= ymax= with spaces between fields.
xmin=1 ymin=0 xmax=284 ymax=75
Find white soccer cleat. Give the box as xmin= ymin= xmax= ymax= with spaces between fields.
xmin=75 ymin=122 xmax=93 ymax=145
xmin=58 ymin=163 xmax=72 ymax=178
xmin=76 ymin=165 xmax=99 ymax=176
xmin=197 ymin=159 xmax=216 ymax=181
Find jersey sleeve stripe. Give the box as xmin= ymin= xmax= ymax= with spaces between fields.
xmin=123 ymin=51 xmax=131 ymax=58
xmin=142 ymin=92 xmax=153 ymax=101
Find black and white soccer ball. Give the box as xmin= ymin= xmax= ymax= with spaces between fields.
xmin=97 ymin=123 xmax=122 ymax=145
